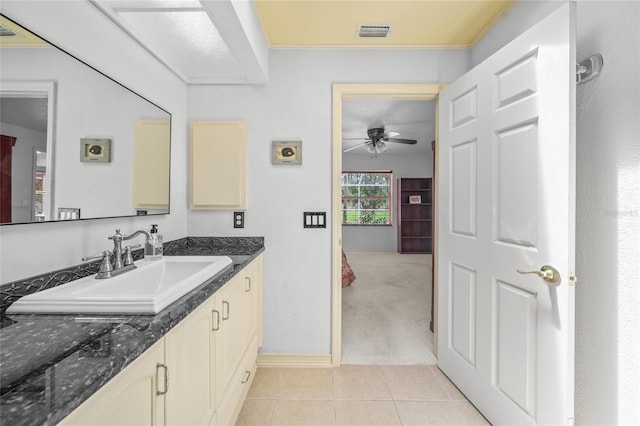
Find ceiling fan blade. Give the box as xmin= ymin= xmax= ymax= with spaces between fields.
xmin=382 ymin=131 xmax=399 ymax=138
xmin=343 ymin=142 xmax=368 ymax=153
xmin=342 ymin=137 xmax=370 ymax=141
xmin=384 ymin=137 xmax=417 ymax=145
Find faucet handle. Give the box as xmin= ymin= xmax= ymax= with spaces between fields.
xmin=123 ymin=244 xmax=142 ymax=266
xmin=82 ymin=250 xmax=114 ymax=278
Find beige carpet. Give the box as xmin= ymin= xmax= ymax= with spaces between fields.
xmin=341 ymin=251 xmax=436 ymax=365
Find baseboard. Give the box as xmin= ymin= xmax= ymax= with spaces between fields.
xmin=256 ymin=353 xmax=333 ymax=368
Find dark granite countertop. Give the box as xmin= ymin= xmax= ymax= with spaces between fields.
xmin=0 ymin=237 xmax=264 ymax=426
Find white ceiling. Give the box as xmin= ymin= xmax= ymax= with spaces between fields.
xmin=0 ymin=98 xmax=48 ymax=133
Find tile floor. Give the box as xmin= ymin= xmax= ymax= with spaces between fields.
xmin=236 ymin=365 xmax=490 ymax=426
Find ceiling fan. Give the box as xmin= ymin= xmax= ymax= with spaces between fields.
xmin=343 ymin=127 xmax=417 ymax=154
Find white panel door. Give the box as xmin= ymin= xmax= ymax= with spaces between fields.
xmin=437 ymin=4 xmax=576 ymax=425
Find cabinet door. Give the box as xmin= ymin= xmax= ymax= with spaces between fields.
xmin=165 ymin=297 xmax=216 ymax=426
xmin=190 ymin=121 xmax=246 ymax=210
xmin=239 ymin=256 xmax=262 ymax=350
xmin=213 ymin=276 xmax=244 ymax=404
xmin=58 ymin=340 xmax=165 ymax=426
xmin=133 ymin=120 xmax=170 ymax=210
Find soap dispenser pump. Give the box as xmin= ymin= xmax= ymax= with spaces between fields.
xmin=145 ymin=224 xmax=163 ymax=260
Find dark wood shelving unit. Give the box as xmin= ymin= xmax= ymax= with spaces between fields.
xmin=397 ymin=177 xmax=433 ymax=254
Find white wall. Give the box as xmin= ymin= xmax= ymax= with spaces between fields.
xmin=575 ymin=1 xmax=640 ymax=424
xmin=0 ymin=1 xmax=188 ymax=283
xmin=342 ymin=152 xmax=433 ymax=251
xmin=472 ymin=1 xmax=640 ymax=423
xmin=187 ymin=48 xmax=469 ymax=354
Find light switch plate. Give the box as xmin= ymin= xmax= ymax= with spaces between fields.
xmin=234 ymin=212 xmax=244 ymax=228
xmin=303 ymin=212 xmax=326 ymax=228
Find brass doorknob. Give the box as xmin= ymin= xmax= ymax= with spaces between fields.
xmin=517 ymin=265 xmax=561 ymax=285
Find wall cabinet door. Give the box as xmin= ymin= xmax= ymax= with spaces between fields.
xmin=165 ymin=297 xmax=216 ymax=426
xmin=58 ymin=339 xmax=165 ymax=426
xmin=190 ymin=121 xmax=246 ymax=210
xmin=133 ymin=120 xmax=170 ymax=210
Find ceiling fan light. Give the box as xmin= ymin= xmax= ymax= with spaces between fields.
xmin=376 ymin=141 xmax=388 ymax=153
xmin=365 ymin=144 xmax=377 ymax=154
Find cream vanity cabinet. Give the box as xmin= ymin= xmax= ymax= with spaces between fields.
xmin=190 ymin=121 xmax=247 ymax=210
xmin=59 ymin=255 xmax=262 ymax=426
xmin=58 ymin=339 xmax=166 ymax=426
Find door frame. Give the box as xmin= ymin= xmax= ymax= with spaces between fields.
xmin=331 ymin=83 xmax=445 ymax=366
xmin=0 ymin=81 xmax=56 ymax=221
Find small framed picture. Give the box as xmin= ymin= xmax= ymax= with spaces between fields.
xmin=272 ymin=140 xmax=302 ymax=165
xmin=80 ymin=138 xmax=111 ymax=163
xmin=409 ymin=195 xmax=422 ymax=204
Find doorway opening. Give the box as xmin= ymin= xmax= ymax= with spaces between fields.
xmin=0 ymin=81 xmax=55 ymax=223
xmin=331 ymin=84 xmax=444 ymax=366
xmin=340 ymin=97 xmax=436 ymax=365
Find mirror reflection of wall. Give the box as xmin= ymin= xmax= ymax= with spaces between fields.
xmin=0 ymin=14 xmax=171 ymax=225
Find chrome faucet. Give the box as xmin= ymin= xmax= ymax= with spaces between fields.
xmin=109 ymin=229 xmax=152 ymax=270
xmin=82 ymin=228 xmax=152 ymax=279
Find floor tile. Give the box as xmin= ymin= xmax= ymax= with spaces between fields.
xmin=395 ymin=401 xmax=468 ymax=426
xmin=334 ymin=400 xmax=401 ymax=426
xmin=247 ymin=368 xmax=284 ymax=399
xmin=429 ymin=366 xmax=467 ymax=400
xmin=333 ymin=365 xmax=392 ymax=400
xmin=457 ymin=401 xmax=491 ymax=425
xmin=276 ymin=368 xmax=334 ymax=400
xmin=270 ymin=400 xmax=335 ymax=426
xmin=235 ymin=399 xmax=275 ymax=426
xmin=382 ymin=366 xmax=451 ymax=401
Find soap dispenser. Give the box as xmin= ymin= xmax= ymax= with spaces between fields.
xmin=145 ymin=224 xmax=163 ymax=260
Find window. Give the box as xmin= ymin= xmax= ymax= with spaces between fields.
xmin=341 ymin=171 xmax=392 ymax=225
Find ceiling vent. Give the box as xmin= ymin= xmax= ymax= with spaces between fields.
xmin=0 ymin=24 xmax=20 ymax=38
xmin=356 ymin=24 xmax=392 ymax=39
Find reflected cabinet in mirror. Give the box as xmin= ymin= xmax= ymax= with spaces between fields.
xmin=0 ymin=14 xmax=171 ymax=225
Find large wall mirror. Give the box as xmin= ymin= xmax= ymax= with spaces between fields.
xmin=0 ymin=14 xmax=171 ymax=225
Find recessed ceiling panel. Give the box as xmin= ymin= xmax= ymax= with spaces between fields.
xmin=115 ymin=10 xmax=243 ymax=81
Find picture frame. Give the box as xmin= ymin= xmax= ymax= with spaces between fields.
xmin=271 ymin=140 xmax=302 ymax=165
xmin=409 ymin=195 xmax=422 ymax=204
xmin=80 ymin=138 xmax=111 ymax=163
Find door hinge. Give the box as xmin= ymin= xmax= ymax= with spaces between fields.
xmin=569 ymin=272 xmax=577 ymax=286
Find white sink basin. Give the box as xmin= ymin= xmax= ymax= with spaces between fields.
xmin=6 ymin=256 xmax=233 ymax=315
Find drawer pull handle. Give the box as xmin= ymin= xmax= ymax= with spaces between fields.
xmin=212 ymin=309 xmax=220 ymax=331
xmin=223 ymin=300 xmax=230 ymax=320
xmin=156 ymin=363 xmax=169 ymax=395
xmin=245 ymin=277 xmax=251 ymax=292
xmin=241 ymin=370 xmax=251 ymax=384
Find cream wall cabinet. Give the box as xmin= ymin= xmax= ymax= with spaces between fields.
xmin=190 ymin=121 xmax=247 ymax=210
xmin=133 ymin=120 xmax=171 ymax=210
xmin=59 ymin=255 xmax=262 ymax=426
